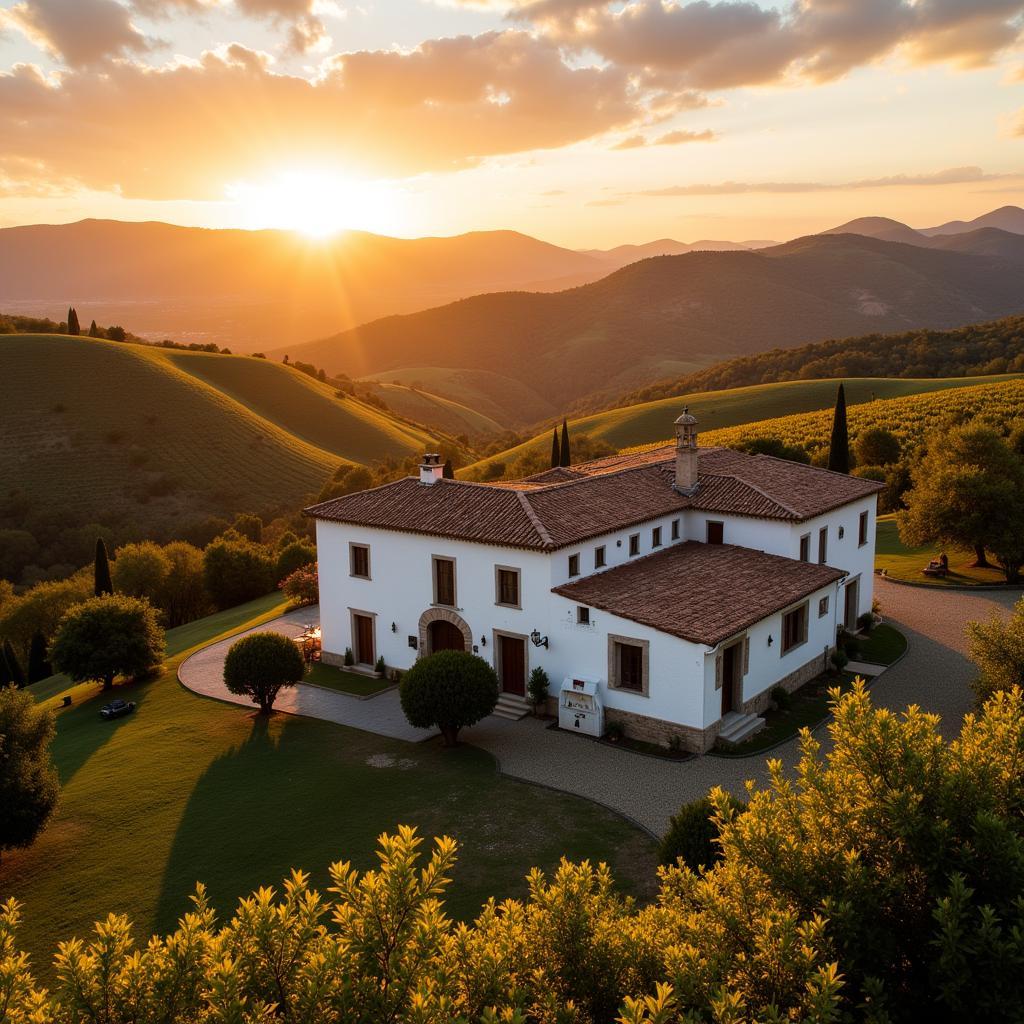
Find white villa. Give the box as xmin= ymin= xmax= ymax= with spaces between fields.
xmin=305 ymin=412 xmax=883 ymax=752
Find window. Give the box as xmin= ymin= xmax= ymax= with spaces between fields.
xmin=629 ymin=534 xmax=640 ymax=556
xmin=611 ymin=639 xmax=645 ymax=692
xmin=707 ymin=521 xmax=724 ymax=545
xmin=433 ymin=556 xmax=456 ymax=607
xmin=838 ymin=526 xmax=845 ymax=540
xmin=568 ymin=553 xmax=580 ymax=577
xmin=594 ymin=545 xmax=606 ymax=569
xmin=859 ymin=510 xmax=869 ymax=547
xmin=818 ymin=595 xmax=830 ymax=617
xmin=495 ymin=567 xmax=520 ymax=608
xmin=671 ymin=519 xmax=680 ymax=541
xmin=577 ymin=606 xmax=590 ymax=626
xmin=781 ymin=603 xmax=808 ymax=654
xmin=349 ymin=543 xmax=370 ymax=579
xmin=799 ymin=534 xmax=810 ymax=562
xmin=652 ymin=526 xmax=662 ymax=547
xmin=818 ymin=527 xmax=828 ymax=564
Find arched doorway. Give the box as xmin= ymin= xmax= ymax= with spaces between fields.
xmin=428 ymin=619 xmax=467 ymax=653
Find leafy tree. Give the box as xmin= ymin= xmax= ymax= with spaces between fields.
xmin=94 ymin=537 xmax=113 ymax=596
xmin=106 ymin=325 xmax=126 ymax=342
xmin=0 ymin=646 xmax=11 ymax=687
xmin=159 ymin=541 xmax=209 ymax=627
xmin=0 ymin=529 xmax=39 ymax=582
xmin=550 ymin=427 xmax=560 ymax=468
xmin=66 ymin=306 xmax=79 ymax=336
xmin=88 ymin=319 xmax=100 ymax=338
xmin=3 ymin=639 xmax=25 ymax=688
xmin=26 ymin=631 xmax=50 ymax=683
xmin=275 ymin=540 xmax=316 ymax=584
xmin=855 ymin=426 xmax=901 ymax=466
xmin=658 ymin=794 xmax=746 ymax=869
xmin=230 ymin=513 xmax=263 ymax=544
xmin=0 ymin=574 xmax=92 ymax=663
xmin=737 ymin=436 xmax=809 ymax=463
xmin=0 ymin=686 xmax=59 ymax=860
xmin=111 ymin=541 xmax=171 ymax=602
xmin=399 ymin=650 xmax=498 ymax=746
xmin=222 ymin=631 xmax=304 ymax=714
xmin=826 ymin=382 xmax=850 ymax=473
xmin=50 ymin=594 xmax=164 ymax=690
xmin=899 ymin=425 xmax=1024 ymax=577
xmin=202 ymin=536 xmax=276 ymax=609
xmin=280 ymin=562 xmax=318 ymax=607
xmin=966 ymin=597 xmax=1024 ymax=703
xmin=559 ymin=418 xmax=571 ymax=467
xmin=318 ymin=464 xmax=374 ymax=502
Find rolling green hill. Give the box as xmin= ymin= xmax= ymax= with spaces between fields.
xmin=0 ymin=335 xmax=449 ymax=541
xmin=461 ymin=374 xmax=1023 ymax=479
xmin=357 ymin=380 xmax=507 ymax=438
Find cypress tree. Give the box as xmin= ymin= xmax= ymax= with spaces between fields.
xmin=27 ymin=632 xmax=51 ymax=683
xmin=560 ymin=419 xmax=571 ymax=468
xmin=0 ymin=645 xmax=11 ymax=686
xmin=88 ymin=319 xmax=99 ymax=338
xmin=67 ymin=307 xmax=80 ymax=336
xmin=94 ymin=537 xmax=113 ymax=596
xmin=3 ymin=640 xmax=25 ymax=688
xmin=442 ymin=459 xmax=454 ymax=479
xmin=550 ymin=428 xmax=560 ymax=469
xmin=827 ymin=383 xmax=850 ymax=474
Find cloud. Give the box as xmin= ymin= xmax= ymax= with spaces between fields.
xmin=634 ymin=166 xmax=1007 ymax=196
xmin=0 ymin=33 xmax=646 ymax=199
xmin=611 ymin=133 xmax=647 ymax=149
xmin=585 ymin=198 xmax=625 ymax=206
xmin=611 ymin=126 xmax=715 ymax=148
xmin=0 ymin=0 xmax=151 ymax=68
xmin=509 ymin=0 xmax=1024 ymax=90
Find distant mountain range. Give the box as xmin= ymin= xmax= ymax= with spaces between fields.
xmin=281 ymin=228 xmax=1024 ymax=424
xmin=822 ymin=205 xmax=1024 ymax=243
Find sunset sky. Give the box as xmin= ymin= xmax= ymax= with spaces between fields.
xmin=0 ymin=0 xmax=1022 ymax=247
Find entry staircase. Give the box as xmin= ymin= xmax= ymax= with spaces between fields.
xmin=493 ymin=692 xmax=532 ymax=721
xmin=717 ymin=710 xmax=766 ymax=747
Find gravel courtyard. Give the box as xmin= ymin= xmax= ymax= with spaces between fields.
xmin=180 ymin=579 xmax=1019 ymax=836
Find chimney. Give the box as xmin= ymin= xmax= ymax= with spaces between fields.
xmin=673 ymin=408 xmax=699 ymax=495
xmin=419 ymin=452 xmax=444 ymax=485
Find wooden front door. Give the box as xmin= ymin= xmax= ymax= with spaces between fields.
xmin=844 ymin=578 xmax=860 ymax=631
xmin=354 ymin=614 xmax=375 ymax=666
xmin=498 ymin=635 xmax=526 ymax=696
xmin=428 ymin=619 xmax=466 ymax=653
xmin=721 ymin=642 xmax=738 ymax=716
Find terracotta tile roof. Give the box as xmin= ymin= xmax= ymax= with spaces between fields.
xmin=305 ymin=447 xmax=882 ymax=550
xmin=553 ymin=541 xmax=845 ymax=646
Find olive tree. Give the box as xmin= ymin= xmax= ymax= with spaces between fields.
xmin=50 ymin=594 xmax=164 ymax=690
xmin=399 ymin=650 xmax=498 ymax=746
xmin=223 ymin=631 xmax=304 ymax=714
xmin=0 ymin=685 xmax=59 ymax=860
xmin=966 ymin=597 xmax=1024 ymax=703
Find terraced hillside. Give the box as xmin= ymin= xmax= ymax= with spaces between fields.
xmin=0 ymin=334 xmax=446 ymax=537
xmin=461 ymin=374 xmax=1022 ymax=479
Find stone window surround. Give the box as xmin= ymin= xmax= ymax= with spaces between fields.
xmin=781 ymin=600 xmax=810 ymax=656
xmin=492 ymin=627 xmax=530 ymax=691
xmin=349 ymin=542 xmax=371 ymax=580
xmin=713 ymin=632 xmax=749 ymax=690
xmin=348 ymin=606 xmax=377 ymax=666
xmin=431 ymin=553 xmax=458 ymax=608
xmin=607 ymin=632 xmax=650 ymax=697
xmin=494 ymin=564 xmax=522 ymax=609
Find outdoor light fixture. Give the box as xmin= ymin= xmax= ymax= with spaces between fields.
xmin=480 ymin=635 xmax=487 ymax=647
xmin=530 ymin=629 xmax=549 ymax=649
xmin=767 ymin=634 xmax=774 ymax=647
xmin=391 ymin=622 xmax=397 ymax=633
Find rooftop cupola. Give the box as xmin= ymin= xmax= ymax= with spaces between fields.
xmin=674 ymin=407 xmax=699 ymax=495
xmin=419 ymin=452 xmax=444 ymax=485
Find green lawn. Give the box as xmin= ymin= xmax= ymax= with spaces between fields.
xmin=304 ymin=662 xmax=394 ymax=697
xmin=856 ymin=624 xmax=908 ymax=665
xmin=875 ymin=515 xmax=1010 ymax=587
xmin=2 ymin=596 xmax=656 ymax=978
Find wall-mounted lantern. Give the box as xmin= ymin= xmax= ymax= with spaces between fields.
xmin=391 ymin=622 xmax=397 ymax=633
xmin=767 ymin=634 xmax=774 ymax=647
xmin=530 ymin=629 xmax=549 ymax=649
xmin=480 ymin=635 xmax=487 ymax=647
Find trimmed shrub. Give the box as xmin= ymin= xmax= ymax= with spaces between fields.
xmin=770 ymin=684 xmax=791 ymax=711
xmin=659 ymin=793 xmax=747 ymax=869
xmin=527 ymin=666 xmax=550 ymax=709
xmin=831 ymin=648 xmax=850 ymax=673
xmin=223 ymin=631 xmax=304 ymax=714
xmin=399 ymin=650 xmax=498 ymax=746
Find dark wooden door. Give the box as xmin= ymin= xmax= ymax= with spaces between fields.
xmin=721 ymin=643 xmax=736 ymax=715
xmin=498 ymin=635 xmax=526 ymax=696
xmin=844 ymin=578 xmax=859 ymax=630
xmin=354 ymin=614 xmax=375 ymax=666
xmin=429 ymin=619 xmax=465 ymax=653
xmin=707 ymin=521 xmax=724 ymax=545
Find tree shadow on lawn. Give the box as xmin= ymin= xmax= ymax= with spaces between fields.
xmin=154 ymin=712 xmax=658 ymax=934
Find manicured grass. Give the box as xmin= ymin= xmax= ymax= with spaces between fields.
xmin=2 ymin=596 xmax=656 ymax=978
xmin=304 ymin=662 xmax=394 ymax=697
xmin=875 ymin=515 xmax=1010 ymax=587
xmin=856 ymin=624 xmax=908 ymax=665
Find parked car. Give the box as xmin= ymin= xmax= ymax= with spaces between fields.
xmin=99 ymin=698 xmax=136 ymax=720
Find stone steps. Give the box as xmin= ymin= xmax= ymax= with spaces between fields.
xmin=718 ymin=710 xmax=766 ymax=747
xmin=493 ymin=693 xmax=532 ymax=721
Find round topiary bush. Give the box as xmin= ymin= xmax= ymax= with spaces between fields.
xmin=659 ymin=793 xmax=747 ymax=869
xmin=223 ymin=631 xmax=305 ymax=714
xmin=399 ymin=649 xmax=498 ymax=746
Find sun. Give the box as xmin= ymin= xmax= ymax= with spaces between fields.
xmin=226 ymin=169 xmax=406 ymax=238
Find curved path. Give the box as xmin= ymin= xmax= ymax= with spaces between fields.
xmin=179 ymin=581 xmax=1018 ymax=835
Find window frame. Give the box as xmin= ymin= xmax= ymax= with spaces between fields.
xmin=349 ymin=542 xmax=371 ymax=580
xmin=858 ymin=510 xmax=869 ymax=547
xmin=432 ymin=555 xmax=457 ymax=608
xmin=594 ymin=545 xmax=606 ymax=569
xmin=671 ymin=519 xmax=680 ymax=541
xmin=576 ymin=606 xmax=591 ymax=626
xmin=608 ymin=633 xmax=649 ymax=696
xmin=494 ymin=565 xmax=521 ymax=609
xmin=799 ymin=533 xmax=810 ymax=562
xmin=628 ymin=533 xmax=640 ymax=557
xmin=652 ymin=526 xmax=662 ymax=548
xmin=568 ymin=553 xmax=581 ymax=578
xmin=781 ymin=602 xmax=809 ymax=655
xmin=818 ymin=526 xmax=828 ymax=564
xmin=818 ymin=595 xmax=830 ymax=618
